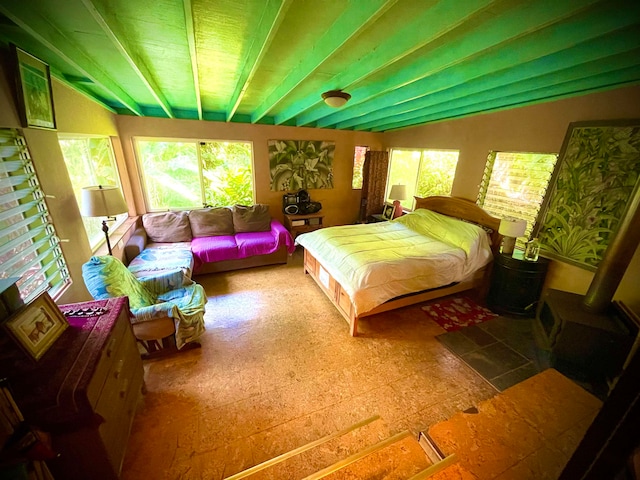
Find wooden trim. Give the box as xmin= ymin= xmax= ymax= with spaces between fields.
xmin=407 ymin=454 xmax=458 ymax=480
xmin=224 ymin=415 xmax=381 ymax=480
xmin=301 ymin=430 xmax=412 ymax=480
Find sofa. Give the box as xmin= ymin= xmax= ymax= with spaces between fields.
xmin=124 ymin=205 xmax=296 ymax=278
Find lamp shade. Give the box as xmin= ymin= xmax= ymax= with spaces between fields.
xmin=80 ymin=185 xmax=127 ymax=217
xmin=389 ymin=184 xmax=407 ymax=201
xmin=498 ymin=217 xmax=527 ymax=237
xmin=321 ymin=90 xmax=351 ymax=108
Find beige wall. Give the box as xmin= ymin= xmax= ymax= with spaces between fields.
xmin=115 ymin=116 xmax=382 ymax=227
xmin=382 ymin=85 xmax=640 ymax=312
xmin=0 ymin=49 xmax=120 ymax=304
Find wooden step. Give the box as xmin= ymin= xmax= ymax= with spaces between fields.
xmin=302 ymin=430 xmax=433 ymax=480
xmin=223 ymin=414 xmax=390 ymax=480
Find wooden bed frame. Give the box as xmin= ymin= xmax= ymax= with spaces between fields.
xmin=303 ymin=196 xmax=502 ymax=336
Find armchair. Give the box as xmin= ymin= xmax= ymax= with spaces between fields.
xmin=82 ymin=256 xmax=206 ymax=358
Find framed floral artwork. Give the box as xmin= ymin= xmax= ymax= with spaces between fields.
xmin=535 ymin=120 xmax=640 ymax=270
xmin=12 ymin=44 xmax=56 ymax=130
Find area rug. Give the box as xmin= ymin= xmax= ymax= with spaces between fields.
xmin=421 ymin=296 xmax=498 ymax=332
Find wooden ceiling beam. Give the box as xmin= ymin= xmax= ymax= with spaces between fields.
xmin=273 ymin=0 xmax=498 ymax=125
xmin=313 ymin=0 xmax=638 ymax=129
xmin=300 ymin=0 xmax=603 ymax=128
xmin=250 ymin=0 xmax=398 ymax=124
xmin=373 ymin=66 xmax=640 ymax=132
xmin=183 ymin=0 xmax=202 ymax=120
xmin=226 ymin=0 xmax=292 ymax=122
xmin=338 ymin=30 xmax=640 ymax=130
xmin=80 ymin=0 xmax=175 ymax=119
xmin=0 ymin=4 xmax=143 ymax=116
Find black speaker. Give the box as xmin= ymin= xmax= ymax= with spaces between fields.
xmin=299 ymin=201 xmax=322 ymax=214
xmin=284 ymin=204 xmax=299 ymax=214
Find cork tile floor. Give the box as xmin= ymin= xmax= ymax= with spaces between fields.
xmin=120 ymin=251 xmax=600 ymax=479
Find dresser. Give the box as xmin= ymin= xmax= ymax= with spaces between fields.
xmin=0 ymin=297 xmax=144 ymax=479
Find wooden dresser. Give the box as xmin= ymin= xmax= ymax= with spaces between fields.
xmin=0 ymin=297 xmax=144 ymax=479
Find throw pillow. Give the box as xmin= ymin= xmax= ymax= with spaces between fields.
xmin=232 ymin=204 xmax=271 ymax=232
xmin=142 ymin=211 xmax=192 ymax=242
xmin=189 ymin=207 xmax=234 ymax=237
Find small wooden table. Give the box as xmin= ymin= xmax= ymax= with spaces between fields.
xmin=284 ymin=213 xmax=324 ymax=239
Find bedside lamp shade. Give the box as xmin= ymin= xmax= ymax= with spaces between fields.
xmin=80 ymin=185 xmax=127 ymax=255
xmin=389 ymin=184 xmax=407 ymax=219
xmin=498 ymin=217 xmax=527 ymax=256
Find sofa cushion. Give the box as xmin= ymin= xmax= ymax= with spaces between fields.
xmin=127 ymin=242 xmax=194 ymax=279
xmin=232 ymin=204 xmax=271 ymax=233
xmin=191 ymin=236 xmax=239 ymax=263
xmin=189 ymin=207 xmax=234 ymax=237
xmin=143 ymin=211 xmax=192 ymax=242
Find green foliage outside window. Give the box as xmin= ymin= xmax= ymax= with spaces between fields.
xmin=59 ymin=136 xmax=126 ymax=249
xmin=387 ymin=149 xmax=458 ymax=209
xmin=136 ymin=139 xmax=254 ymax=210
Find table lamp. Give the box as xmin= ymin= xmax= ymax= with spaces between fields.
xmin=498 ymin=217 xmax=527 ymax=255
xmin=389 ymin=184 xmax=407 ymax=219
xmin=80 ymin=185 xmax=128 ymax=255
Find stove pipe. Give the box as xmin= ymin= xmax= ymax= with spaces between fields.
xmin=583 ymin=182 xmax=640 ymax=312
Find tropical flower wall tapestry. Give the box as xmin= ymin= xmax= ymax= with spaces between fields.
xmin=537 ymin=120 xmax=640 ymax=270
xmin=268 ymin=140 xmax=334 ymax=191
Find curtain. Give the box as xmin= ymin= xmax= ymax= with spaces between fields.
xmin=359 ymin=150 xmax=389 ymax=221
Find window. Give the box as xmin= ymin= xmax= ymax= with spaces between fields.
xmin=477 ymin=151 xmax=558 ymax=240
xmin=1 ymin=129 xmax=70 ymax=302
xmin=135 ymin=139 xmax=254 ymax=210
xmin=351 ymin=145 xmax=369 ymax=189
xmin=58 ymin=135 xmax=127 ymax=250
xmin=387 ymin=149 xmax=459 ymax=209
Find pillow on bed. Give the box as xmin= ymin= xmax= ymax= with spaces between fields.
xmin=232 ymin=204 xmax=271 ymax=232
xmin=189 ymin=207 xmax=234 ymax=237
xmin=143 ymin=211 xmax=192 ymax=242
xmin=395 ymin=209 xmax=487 ymax=256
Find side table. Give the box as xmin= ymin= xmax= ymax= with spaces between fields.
xmin=486 ymin=252 xmax=550 ymax=316
xmin=284 ymin=213 xmax=324 ymax=240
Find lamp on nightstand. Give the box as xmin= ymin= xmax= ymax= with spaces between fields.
xmin=389 ymin=184 xmax=407 ymax=219
xmin=498 ymin=217 xmax=527 ymax=256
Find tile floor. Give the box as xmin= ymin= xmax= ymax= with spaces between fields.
xmin=120 ymin=251 xmax=598 ymax=479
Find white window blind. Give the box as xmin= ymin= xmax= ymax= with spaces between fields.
xmin=477 ymin=151 xmax=558 ymax=240
xmin=0 ymin=129 xmax=70 ymax=302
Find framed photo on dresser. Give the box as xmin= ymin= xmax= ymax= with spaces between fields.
xmin=3 ymin=292 xmax=68 ymax=360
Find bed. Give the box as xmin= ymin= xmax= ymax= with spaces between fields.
xmin=296 ymin=196 xmax=502 ymax=336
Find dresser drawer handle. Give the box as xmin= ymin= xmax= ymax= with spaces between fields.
xmin=106 ymin=337 xmax=117 ymax=357
xmin=120 ymin=379 xmax=129 ymax=399
xmin=113 ymin=359 xmax=124 ymax=379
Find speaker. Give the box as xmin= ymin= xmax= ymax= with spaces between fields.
xmin=284 ymin=204 xmax=299 ymax=214
xmin=299 ymin=201 xmax=322 ymax=214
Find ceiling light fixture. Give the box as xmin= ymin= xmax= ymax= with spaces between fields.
xmin=321 ymin=90 xmax=351 ymax=108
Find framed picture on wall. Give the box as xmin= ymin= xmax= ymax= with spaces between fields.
xmin=11 ymin=44 xmax=56 ymax=130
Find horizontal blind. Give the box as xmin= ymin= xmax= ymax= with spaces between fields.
xmin=0 ymin=128 xmax=70 ymax=302
xmin=477 ymin=151 xmax=557 ymax=240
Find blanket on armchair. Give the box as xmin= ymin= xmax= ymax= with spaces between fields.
xmin=82 ymin=256 xmax=206 ymax=349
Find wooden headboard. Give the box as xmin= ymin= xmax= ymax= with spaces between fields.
xmin=414 ymin=196 xmax=502 ymax=250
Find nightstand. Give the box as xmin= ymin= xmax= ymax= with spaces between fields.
xmin=284 ymin=213 xmax=324 ymax=239
xmin=367 ymin=214 xmax=387 ymax=223
xmin=486 ymin=251 xmax=550 ymax=317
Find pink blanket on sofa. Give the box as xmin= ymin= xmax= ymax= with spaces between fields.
xmin=190 ymin=220 xmax=295 ymax=267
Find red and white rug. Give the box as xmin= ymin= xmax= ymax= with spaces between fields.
xmin=421 ymin=296 xmax=498 ymax=332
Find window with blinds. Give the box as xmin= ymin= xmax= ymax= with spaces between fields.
xmin=477 ymin=151 xmax=558 ymax=240
xmin=0 ymin=128 xmax=70 ymax=302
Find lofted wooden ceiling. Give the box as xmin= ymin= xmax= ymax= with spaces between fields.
xmin=0 ymin=0 xmax=639 ymax=132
